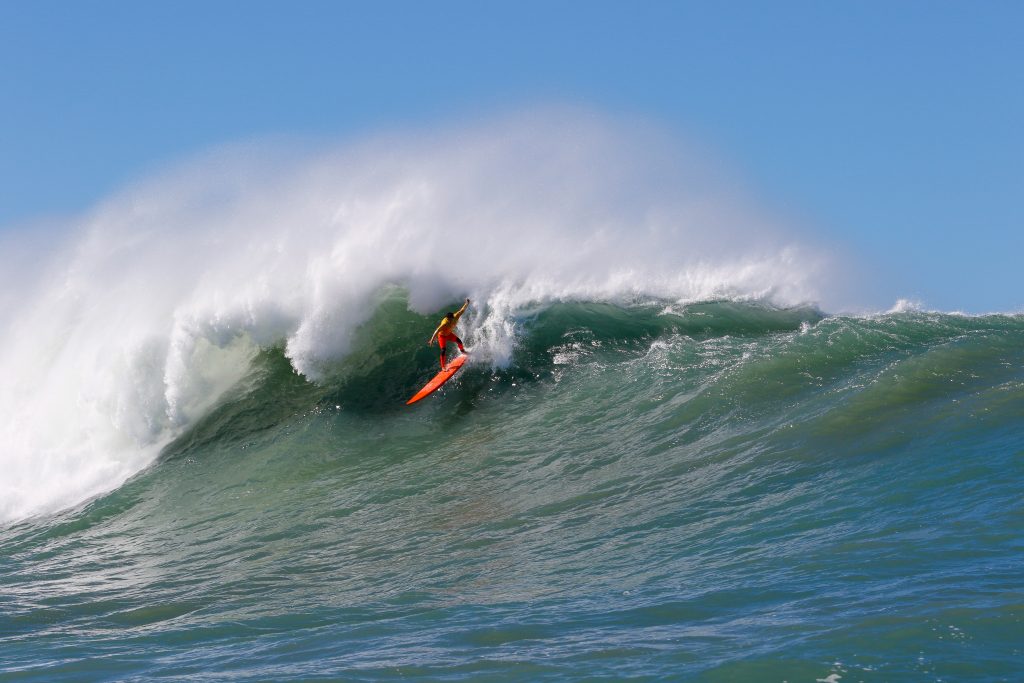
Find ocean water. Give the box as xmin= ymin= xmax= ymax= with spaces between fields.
xmin=2 ymin=116 xmax=1022 ymax=681
xmin=2 ymin=295 xmax=1022 ymax=681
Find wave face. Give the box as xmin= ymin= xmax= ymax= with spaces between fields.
xmin=2 ymin=296 xmax=1023 ymax=680
xmin=3 ymin=113 xmax=1020 ymax=679
xmin=0 ymin=111 xmax=833 ymax=523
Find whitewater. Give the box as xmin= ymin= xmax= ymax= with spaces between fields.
xmin=1 ymin=113 xmax=1021 ymax=681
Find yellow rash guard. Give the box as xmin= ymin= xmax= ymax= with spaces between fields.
xmin=437 ymin=310 xmax=463 ymax=335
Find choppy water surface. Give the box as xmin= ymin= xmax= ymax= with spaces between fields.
xmin=3 ymin=301 xmax=1022 ymax=681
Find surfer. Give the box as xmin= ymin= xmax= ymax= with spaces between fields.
xmin=429 ymin=299 xmax=470 ymax=370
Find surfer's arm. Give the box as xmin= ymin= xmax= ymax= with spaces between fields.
xmin=428 ymin=324 xmax=444 ymax=345
xmin=452 ymin=299 xmax=470 ymax=322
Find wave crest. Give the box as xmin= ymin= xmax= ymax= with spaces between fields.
xmin=0 ymin=109 xmax=831 ymax=522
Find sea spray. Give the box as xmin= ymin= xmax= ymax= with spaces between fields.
xmin=0 ymin=110 xmax=830 ymax=522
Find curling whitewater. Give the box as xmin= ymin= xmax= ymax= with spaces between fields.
xmin=2 ymin=299 xmax=1022 ymax=681
xmin=0 ymin=110 xmax=835 ymax=523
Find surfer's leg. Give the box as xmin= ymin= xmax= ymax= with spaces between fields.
xmin=454 ymin=335 xmax=466 ymax=353
xmin=438 ymin=334 xmax=449 ymax=369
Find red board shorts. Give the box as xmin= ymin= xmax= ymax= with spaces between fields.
xmin=438 ymin=332 xmax=462 ymax=349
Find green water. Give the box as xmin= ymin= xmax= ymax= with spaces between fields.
xmin=2 ymin=301 xmax=1023 ymax=681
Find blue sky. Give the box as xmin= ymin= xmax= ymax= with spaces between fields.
xmin=2 ymin=1 xmax=1021 ymax=311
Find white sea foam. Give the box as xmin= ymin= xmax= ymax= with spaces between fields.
xmin=887 ymin=298 xmax=925 ymax=314
xmin=0 ymin=108 xmax=833 ymax=522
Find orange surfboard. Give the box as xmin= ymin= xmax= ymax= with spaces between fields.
xmin=406 ymin=354 xmax=468 ymax=405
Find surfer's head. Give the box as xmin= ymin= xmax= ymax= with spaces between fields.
xmin=447 ymin=312 xmax=454 ymax=319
